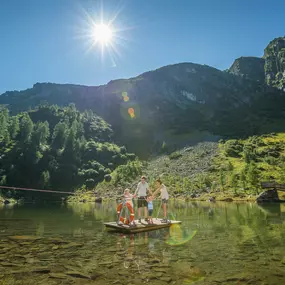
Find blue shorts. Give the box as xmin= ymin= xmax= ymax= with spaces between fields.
xmin=148 ymin=209 xmax=153 ymax=216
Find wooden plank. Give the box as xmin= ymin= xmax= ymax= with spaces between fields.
xmin=261 ymin=181 xmax=285 ymax=190
xmin=104 ymin=218 xmax=182 ymax=234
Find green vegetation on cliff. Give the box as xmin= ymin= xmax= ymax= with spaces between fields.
xmin=0 ymin=104 xmax=135 ymax=200
xmin=72 ymin=133 xmax=285 ymax=202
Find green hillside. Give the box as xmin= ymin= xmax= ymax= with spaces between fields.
xmin=0 ymin=104 xmax=136 ymax=200
xmin=71 ymin=133 xmax=285 ymax=202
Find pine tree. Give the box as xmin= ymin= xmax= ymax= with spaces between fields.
xmin=219 ymin=170 xmax=226 ymax=192
xmin=19 ymin=113 xmax=34 ymax=142
xmin=230 ymin=173 xmax=238 ymax=194
xmin=0 ymin=109 xmax=9 ymax=142
xmin=33 ymin=121 xmax=50 ymax=146
xmin=52 ymin=122 xmax=68 ymax=149
xmin=247 ymin=161 xmax=259 ymax=194
xmin=40 ymin=170 xmax=50 ymax=188
xmin=9 ymin=116 xmax=20 ymax=139
xmin=240 ymin=169 xmax=247 ymax=192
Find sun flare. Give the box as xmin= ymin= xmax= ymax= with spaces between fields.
xmin=93 ymin=24 xmax=113 ymax=45
xmin=75 ymin=3 xmax=133 ymax=64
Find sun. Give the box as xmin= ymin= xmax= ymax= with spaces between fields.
xmin=93 ymin=24 xmax=113 ymax=45
xmin=74 ymin=3 xmax=133 ymax=64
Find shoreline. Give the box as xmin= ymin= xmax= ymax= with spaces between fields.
xmin=67 ymin=191 xmax=259 ymax=204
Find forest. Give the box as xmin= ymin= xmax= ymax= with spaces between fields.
xmin=0 ymin=104 xmax=136 ymax=199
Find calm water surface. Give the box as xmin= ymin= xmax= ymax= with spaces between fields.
xmin=0 ymin=201 xmax=285 ymax=285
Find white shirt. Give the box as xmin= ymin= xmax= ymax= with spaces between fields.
xmin=124 ymin=193 xmax=134 ymax=207
xmin=135 ymin=182 xmax=149 ymax=196
xmin=160 ymin=184 xmax=169 ymax=200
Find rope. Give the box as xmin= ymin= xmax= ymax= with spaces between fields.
xmin=156 ymin=199 xmax=163 ymax=219
xmin=0 ymin=185 xmax=74 ymax=195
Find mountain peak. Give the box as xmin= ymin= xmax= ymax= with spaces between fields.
xmin=264 ymin=37 xmax=285 ymax=90
xmin=228 ymin=56 xmax=265 ymax=82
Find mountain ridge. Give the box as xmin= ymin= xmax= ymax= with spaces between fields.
xmin=1 ymin=37 xmax=285 ymax=157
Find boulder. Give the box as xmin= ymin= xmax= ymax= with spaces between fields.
xmin=208 ymin=196 xmax=216 ymax=202
xmin=256 ymin=189 xmax=280 ymax=203
xmin=104 ymin=174 xmax=112 ymax=182
xmin=221 ymin=197 xmax=233 ymax=202
xmin=190 ymin=193 xmax=200 ymax=199
xmin=95 ymin=197 xmax=102 ymax=203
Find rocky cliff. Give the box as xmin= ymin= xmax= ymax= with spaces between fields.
xmin=264 ymin=37 xmax=285 ymax=90
xmin=228 ymin=57 xmax=265 ymax=82
xmin=228 ymin=37 xmax=285 ymax=92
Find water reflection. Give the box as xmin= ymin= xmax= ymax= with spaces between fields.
xmin=0 ymin=201 xmax=285 ymax=284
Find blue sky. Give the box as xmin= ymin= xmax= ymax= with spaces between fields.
xmin=0 ymin=0 xmax=284 ymax=94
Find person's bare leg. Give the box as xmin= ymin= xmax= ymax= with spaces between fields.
xmin=163 ymin=203 xmax=167 ymax=218
xmin=138 ymin=207 xmax=141 ymax=220
xmin=144 ymin=206 xmax=148 ymax=219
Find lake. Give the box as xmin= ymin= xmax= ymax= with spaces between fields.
xmin=0 ymin=201 xmax=285 ymax=284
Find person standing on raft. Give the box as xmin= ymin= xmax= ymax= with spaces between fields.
xmin=153 ymin=178 xmax=169 ymax=223
xmin=123 ymin=188 xmax=136 ymax=208
xmin=134 ymin=176 xmax=153 ymax=223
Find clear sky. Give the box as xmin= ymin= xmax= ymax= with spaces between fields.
xmin=0 ymin=0 xmax=284 ymax=94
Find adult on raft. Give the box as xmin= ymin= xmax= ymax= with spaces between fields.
xmin=153 ymin=178 xmax=169 ymax=223
xmin=134 ymin=176 xmax=153 ymax=223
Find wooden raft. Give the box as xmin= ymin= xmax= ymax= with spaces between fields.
xmin=104 ymin=218 xmax=182 ymax=234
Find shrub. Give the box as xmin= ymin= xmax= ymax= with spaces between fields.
xmin=169 ymin=151 xmax=182 ymax=160
xmin=112 ymin=160 xmax=143 ymax=185
xmin=224 ymin=140 xmax=243 ymax=157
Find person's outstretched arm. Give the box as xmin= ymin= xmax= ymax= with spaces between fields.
xmin=147 ymin=185 xmax=153 ymax=196
xmin=134 ymin=183 xmax=139 ymax=196
xmin=152 ymin=187 xmax=160 ymax=197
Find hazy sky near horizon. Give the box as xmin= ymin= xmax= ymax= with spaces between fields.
xmin=0 ymin=0 xmax=284 ymax=94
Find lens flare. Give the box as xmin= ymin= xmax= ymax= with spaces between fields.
xmin=121 ymin=91 xmax=130 ymax=102
xmin=128 ymin=108 xmax=135 ymax=118
xmin=120 ymin=103 xmax=140 ymax=121
xmin=165 ymin=224 xmax=197 ymax=246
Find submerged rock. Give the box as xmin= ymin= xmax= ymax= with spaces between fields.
xmin=61 ymin=242 xmax=84 ymax=249
xmin=256 ymin=189 xmax=280 ymax=203
xmin=48 ymin=237 xmax=69 ymax=244
xmin=49 ymin=273 xmax=68 ymax=279
xmin=90 ymin=271 xmax=103 ymax=280
xmin=8 ymin=236 xmax=41 ymax=242
xmin=66 ymin=271 xmax=90 ymax=279
xmin=160 ymin=276 xmax=172 ymax=282
xmin=32 ymin=267 xmax=51 ymax=273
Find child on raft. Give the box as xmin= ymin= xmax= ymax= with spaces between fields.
xmin=123 ymin=188 xmax=136 ymax=208
xmin=146 ymin=196 xmax=154 ymax=224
